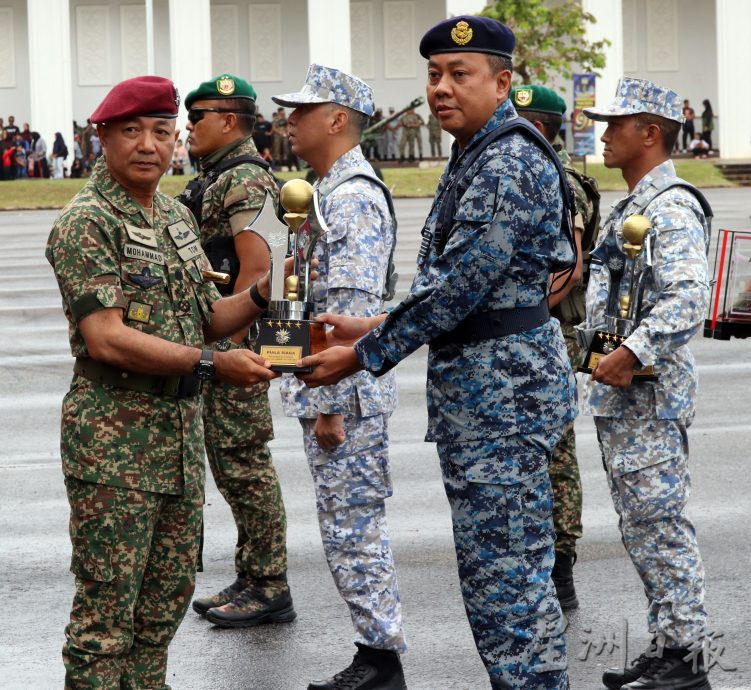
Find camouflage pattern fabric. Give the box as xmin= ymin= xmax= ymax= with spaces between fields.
xmin=280 ymin=145 xmax=404 ymax=651
xmin=548 ymin=147 xmax=597 ymax=555
xmin=353 ymin=99 xmax=576 ymax=688
xmin=583 ymin=160 xmax=710 ymax=648
xmin=581 ymin=160 xmax=710 ymax=420
xmin=46 ymin=158 xmax=220 ymax=686
xmin=584 ymin=76 xmax=684 ymax=123
xmin=438 ymin=432 xmax=569 ymax=690
xmin=399 ymin=112 xmax=424 ymax=157
xmin=63 ymin=476 xmax=202 ymax=690
xmin=594 ymin=417 xmax=707 ymax=646
xmin=194 ymin=135 xmax=288 ymax=580
xmin=299 ymin=416 xmax=405 ymax=652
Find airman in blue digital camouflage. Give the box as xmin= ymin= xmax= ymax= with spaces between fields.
xmin=273 ymin=63 xmax=406 ymax=690
xmin=582 ymin=76 xmax=712 ymax=690
xmin=296 ymin=16 xmax=578 ymax=690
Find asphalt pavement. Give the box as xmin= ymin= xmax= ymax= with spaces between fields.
xmin=1 ymin=188 xmax=750 ymax=689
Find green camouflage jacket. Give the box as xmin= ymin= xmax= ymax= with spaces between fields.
xmin=46 ymin=157 xmax=221 ymax=494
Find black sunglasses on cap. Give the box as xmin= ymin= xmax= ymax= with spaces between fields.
xmin=187 ymin=107 xmax=237 ymax=124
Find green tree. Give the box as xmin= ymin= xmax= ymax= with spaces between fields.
xmin=481 ymin=0 xmax=610 ymax=87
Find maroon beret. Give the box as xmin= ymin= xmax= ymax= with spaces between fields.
xmin=90 ymin=76 xmax=180 ymax=124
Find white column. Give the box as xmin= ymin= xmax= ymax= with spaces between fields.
xmin=146 ymin=0 xmax=155 ymax=75
xmin=307 ymin=0 xmax=351 ymax=71
xmin=582 ymin=0 xmax=623 ymax=160
xmin=27 ymin=0 xmax=73 ymax=155
xmin=716 ymin=0 xmax=751 ymax=159
xmin=169 ymin=0 xmax=211 ymax=112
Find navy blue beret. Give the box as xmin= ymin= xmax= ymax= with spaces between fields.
xmin=419 ymin=16 xmax=515 ymax=59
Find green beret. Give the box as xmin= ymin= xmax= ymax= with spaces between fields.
xmin=185 ymin=74 xmax=256 ymax=110
xmin=511 ymin=85 xmax=566 ymax=116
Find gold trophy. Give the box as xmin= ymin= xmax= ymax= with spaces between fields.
xmin=579 ymin=214 xmax=656 ymax=379
xmin=249 ymin=179 xmax=327 ymax=372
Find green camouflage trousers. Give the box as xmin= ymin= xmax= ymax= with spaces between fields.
xmin=202 ymin=378 xmax=288 ymax=578
xmin=549 ymin=321 xmax=584 ymax=555
xmin=63 ymin=476 xmax=202 ymax=690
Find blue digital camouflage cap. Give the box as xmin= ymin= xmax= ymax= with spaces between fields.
xmin=583 ymin=77 xmax=684 ymax=123
xmin=271 ymin=63 xmax=374 ymax=117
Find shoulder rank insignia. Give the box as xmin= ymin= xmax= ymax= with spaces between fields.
xmin=217 ymin=75 xmax=236 ymax=96
xmin=127 ymin=267 xmax=163 ymax=289
xmin=451 ymin=20 xmax=473 ymax=46
xmin=127 ymin=301 xmax=153 ymax=324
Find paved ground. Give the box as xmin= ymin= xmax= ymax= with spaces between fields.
xmin=1 ymin=188 xmax=750 ymax=689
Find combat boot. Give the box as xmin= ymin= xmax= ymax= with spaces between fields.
xmin=551 ymin=551 xmax=579 ymax=610
xmin=308 ymin=643 xmax=407 ymax=690
xmin=191 ymin=573 xmax=250 ymax=616
xmin=622 ymin=648 xmax=711 ymax=689
xmin=602 ymin=652 xmax=652 ymax=689
xmin=205 ymin=575 xmax=296 ymax=628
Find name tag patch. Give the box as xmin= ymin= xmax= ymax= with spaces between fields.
xmin=126 ymin=301 xmax=153 ymax=323
xmin=168 ymin=220 xmax=199 ymax=248
xmin=125 ymin=223 xmax=158 ymax=248
xmin=124 ymin=244 xmax=165 ymax=264
xmin=177 ymin=241 xmax=203 ymax=262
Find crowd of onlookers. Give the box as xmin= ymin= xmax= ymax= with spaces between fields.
xmin=0 ymin=116 xmax=104 ymax=181
xmin=676 ymin=98 xmax=716 ymax=158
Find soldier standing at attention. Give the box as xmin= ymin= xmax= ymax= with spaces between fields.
xmin=178 ymin=74 xmax=295 ymax=628
xmin=582 ymin=78 xmax=712 ymax=690
xmin=297 ymin=16 xmax=577 ymax=690
xmin=273 ymin=64 xmax=406 ymax=690
xmin=45 ymin=76 xmax=278 ymax=689
xmin=511 ymin=84 xmax=602 ymax=610
xmin=427 ymin=112 xmax=442 ymax=157
xmin=398 ymin=108 xmax=424 ymax=162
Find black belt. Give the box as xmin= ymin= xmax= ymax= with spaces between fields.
xmin=432 ymin=302 xmax=550 ymax=346
xmin=74 ymin=358 xmax=201 ymax=398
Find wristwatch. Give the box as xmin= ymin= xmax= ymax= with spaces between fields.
xmin=193 ymin=348 xmax=215 ymax=381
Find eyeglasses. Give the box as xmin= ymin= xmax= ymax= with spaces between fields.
xmin=187 ymin=108 xmax=236 ymax=124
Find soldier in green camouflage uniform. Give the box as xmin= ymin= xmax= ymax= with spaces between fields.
xmin=427 ymin=113 xmax=442 ymax=157
xmin=179 ymin=74 xmax=295 ymax=627
xmin=512 ymin=85 xmax=600 ymax=610
xmin=398 ymin=108 xmax=424 ymax=161
xmin=46 ymin=76 xmax=277 ymax=690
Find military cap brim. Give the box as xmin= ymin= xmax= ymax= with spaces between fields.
xmin=584 ymin=77 xmax=684 ymax=123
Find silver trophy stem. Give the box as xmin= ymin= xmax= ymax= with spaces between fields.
xmin=269 ymin=300 xmax=313 ymax=320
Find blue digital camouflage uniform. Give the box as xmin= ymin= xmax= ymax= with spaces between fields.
xmin=581 ymin=158 xmax=710 ymax=647
xmin=354 ymin=98 xmax=576 ymax=690
xmin=280 ymin=145 xmax=405 ymax=653
xmin=46 ymin=157 xmax=221 ymax=689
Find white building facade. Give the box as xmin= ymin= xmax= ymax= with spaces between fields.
xmin=1 ymin=0 xmax=749 ymax=159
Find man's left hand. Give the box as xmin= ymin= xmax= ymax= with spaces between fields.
xmin=591 ymin=345 xmax=638 ymax=388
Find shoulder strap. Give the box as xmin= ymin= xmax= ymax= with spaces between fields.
xmin=212 ymin=153 xmax=270 ymax=175
xmin=434 ymin=116 xmax=576 ymax=259
xmin=325 ymin=170 xmax=399 ymax=301
xmin=632 ymin=176 xmax=713 ymax=250
xmin=563 ymin=163 xmax=601 ymax=253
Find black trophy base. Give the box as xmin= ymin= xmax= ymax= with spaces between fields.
xmin=703 ymin=317 xmax=751 ymax=340
xmin=578 ymin=330 xmax=656 ymax=381
xmin=254 ymin=318 xmax=326 ymax=372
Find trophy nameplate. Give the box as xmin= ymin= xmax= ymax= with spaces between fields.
xmin=704 ymin=228 xmax=751 ymax=340
xmin=249 ymin=180 xmax=328 ymax=372
xmin=579 ymin=214 xmax=657 ymax=381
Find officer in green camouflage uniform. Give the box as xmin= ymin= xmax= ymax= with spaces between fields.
xmin=46 ymin=75 xmax=278 ymax=690
xmin=398 ymin=108 xmax=424 ymax=161
xmin=427 ymin=113 xmax=442 ymax=157
xmin=512 ymin=85 xmax=600 ymax=610
xmin=179 ymin=73 xmax=295 ymax=627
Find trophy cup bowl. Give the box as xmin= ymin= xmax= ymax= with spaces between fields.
xmin=580 ymin=214 xmax=656 ymax=380
xmin=249 ymin=180 xmax=327 ymax=372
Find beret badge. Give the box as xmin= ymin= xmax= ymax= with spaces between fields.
xmin=216 ymin=76 xmax=236 ymax=96
xmin=174 ymin=86 xmax=181 ymax=108
xmin=514 ymin=89 xmax=533 ymax=107
xmin=451 ymin=20 xmax=473 ymax=46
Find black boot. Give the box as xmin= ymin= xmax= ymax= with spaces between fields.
xmin=205 ymin=576 xmax=296 ymax=628
xmin=602 ymin=652 xmax=652 ymax=690
xmin=308 ymin=643 xmax=407 ymax=690
xmin=622 ymin=648 xmax=711 ymax=689
xmin=551 ymin=551 xmax=579 ymax=610
xmin=191 ymin=573 xmax=250 ymax=616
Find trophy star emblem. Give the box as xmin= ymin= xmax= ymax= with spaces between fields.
xmin=451 ymin=20 xmax=473 ymax=46
xmin=275 ymin=328 xmax=291 ymax=345
xmin=216 ymin=76 xmax=235 ymax=96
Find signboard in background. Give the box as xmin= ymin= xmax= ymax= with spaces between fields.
xmin=572 ymin=74 xmax=596 ymax=157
